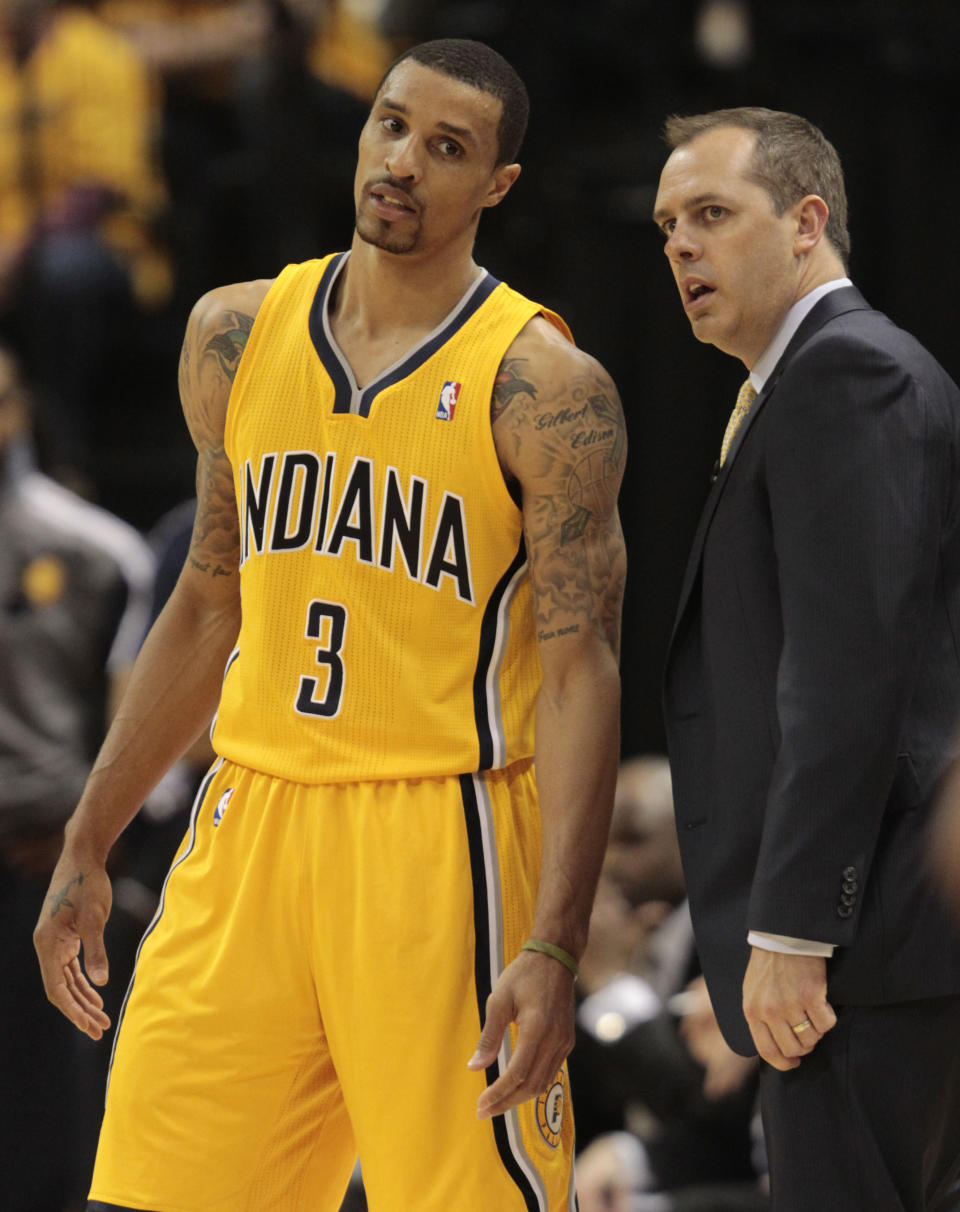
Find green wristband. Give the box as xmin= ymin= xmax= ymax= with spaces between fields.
xmin=521 ymin=937 xmax=579 ymax=978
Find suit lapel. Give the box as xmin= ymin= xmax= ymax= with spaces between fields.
xmin=666 ymin=286 xmax=871 ymax=656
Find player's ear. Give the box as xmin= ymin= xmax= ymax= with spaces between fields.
xmin=484 ymin=163 xmax=521 ymax=210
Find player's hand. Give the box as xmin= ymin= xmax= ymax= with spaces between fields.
xmin=742 ymin=947 xmax=836 ymax=1071
xmin=33 ymin=843 xmax=113 ymax=1040
xmin=468 ymin=949 xmax=576 ymax=1119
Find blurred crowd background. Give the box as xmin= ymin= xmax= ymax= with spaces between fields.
xmin=2 ymin=0 xmax=959 ymax=1208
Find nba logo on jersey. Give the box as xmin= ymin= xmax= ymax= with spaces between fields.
xmin=435 ymin=381 xmax=461 ymax=420
xmin=213 ymin=787 xmax=235 ymax=826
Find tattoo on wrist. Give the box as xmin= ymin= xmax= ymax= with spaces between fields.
xmin=48 ymin=872 xmax=83 ymax=917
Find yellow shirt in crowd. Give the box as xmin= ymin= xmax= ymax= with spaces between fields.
xmin=0 ymin=4 xmax=169 ymax=305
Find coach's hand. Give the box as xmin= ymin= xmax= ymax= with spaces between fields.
xmin=468 ymin=949 xmax=576 ymax=1118
xmin=742 ymin=947 xmax=836 ymax=1071
xmin=34 ymin=842 xmax=113 ymax=1040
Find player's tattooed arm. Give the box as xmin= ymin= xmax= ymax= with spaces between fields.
xmin=179 ymin=281 xmax=271 ymax=582
xmin=492 ymin=319 xmax=627 ymax=656
xmin=475 ymin=322 xmax=625 ymax=1118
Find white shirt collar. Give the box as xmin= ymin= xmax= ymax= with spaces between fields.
xmin=750 ymin=277 xmax=852 ymax=391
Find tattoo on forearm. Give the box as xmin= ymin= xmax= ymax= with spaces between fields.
xmin=204 ymin=312 xmax=253 ymax=382
xmin=188 ymin=555 xmax=233 ymax=577
xmin=48 ymin=872 xmax=83 ymax=917
xmin=537 ymin=624 xmax=580 ymax=643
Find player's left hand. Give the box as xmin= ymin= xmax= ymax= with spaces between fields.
xmin=468 ymin=949 xmax=576 ymax=1118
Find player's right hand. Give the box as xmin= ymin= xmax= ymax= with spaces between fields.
xmin=33 ymin=845 xmax=113 ymax=1040
xmin=469 ymin=948 xmax=576 ymax=1118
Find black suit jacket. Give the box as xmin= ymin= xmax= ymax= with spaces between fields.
xmin=663 ymin=286 xmax=960 ymax=1054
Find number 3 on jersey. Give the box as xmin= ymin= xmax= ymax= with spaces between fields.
xmin=295 ymin=600 xmax=347 ymax=718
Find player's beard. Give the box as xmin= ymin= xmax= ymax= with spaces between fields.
xmin=355 ymin=209 xmax=423 ymax=255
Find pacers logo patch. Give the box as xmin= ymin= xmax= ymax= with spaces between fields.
xmin=435 ymin=380 xmax=461 ymax=420
xmin=213 ymin=787 xmax=234 ymax=826
xmin=536 ymin=1067 xmax=566 ymax=1147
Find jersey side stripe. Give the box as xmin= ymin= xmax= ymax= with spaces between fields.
xmin=473 ymin=542 xmax=527 ymax=770
xmin=103 ymin=758 xmax=224 ymax=1101
xmin=460 ymin=772 xmax=548 ymax=1212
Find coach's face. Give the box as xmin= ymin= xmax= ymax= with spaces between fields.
xmin=653 ymin=126 xmax=802 ymax=369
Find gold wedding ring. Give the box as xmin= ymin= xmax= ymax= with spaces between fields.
xmin=791 ymin=1018 xmax=813 ymax=1034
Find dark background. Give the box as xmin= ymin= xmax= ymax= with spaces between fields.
xmin=88 ymin=0 xmax=960 ymax=759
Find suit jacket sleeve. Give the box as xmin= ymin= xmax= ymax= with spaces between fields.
xmin=746 ymin=327 xmax=951 ymax=942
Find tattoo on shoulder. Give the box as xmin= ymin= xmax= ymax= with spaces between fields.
xmin=48 ymin=872 xmax=83 ymax=918
xmin=205 ymin=311 xmax=254 ymax=382
xmin=587 ymin=391 xmax=627 ymax=470
xmin=492 ymin=357 xmax=537 ymax=421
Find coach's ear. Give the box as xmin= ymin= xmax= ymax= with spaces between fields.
xmin=792 ymin=194 xmax=829 ymax=257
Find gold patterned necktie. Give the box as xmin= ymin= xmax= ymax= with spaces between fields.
xmin=719 ymin=378 xmax=758 ymax=467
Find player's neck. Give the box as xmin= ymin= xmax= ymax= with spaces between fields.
xmin=338 ymin=237 xmax=481 ymax=341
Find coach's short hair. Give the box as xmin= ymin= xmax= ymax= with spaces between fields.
xmin=664 ymin=107 xmax=850 ymax=269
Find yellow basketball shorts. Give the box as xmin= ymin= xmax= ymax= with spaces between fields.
xmin=89 ymin=757 xmax=577 ymax=1211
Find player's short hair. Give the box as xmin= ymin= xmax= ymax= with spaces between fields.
xmin=664 ymin=106 xmax=851 ymax=269
xmin=378 ymin=38 xmax=529 ymax=167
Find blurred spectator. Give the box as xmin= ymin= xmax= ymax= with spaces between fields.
xmin=306 ymin=0 xmax=392 ymax=101
xmin=0 ymin=0 xmax=169 ymax=491
xmin=102 ymin=0 xmax=389 ymax=99
xmin=231 ymin=0 xmax=376 ymax=277
xmin=100 ymin=0 xmax=270 ymax=76
xmin=576 ymin=1130 xmax=657 ymax=1212
xmin=96 ymin=0 xmax=386 ymax=302
xmin=0 ymin=345 xmax=153 ymax=1210
xmin=678 ymin=977 xmax=757 ymax=1104
xmin=571 ymin=756 xmax=768 ymax=1212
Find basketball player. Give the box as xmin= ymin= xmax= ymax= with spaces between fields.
xmin=34 ymin=39 xmax=626 ymax=1212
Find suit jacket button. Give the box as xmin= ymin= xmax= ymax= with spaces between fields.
xmin=837 ymin=904 xmax=854 ymax=919
xmin=840 ymin=892 xmax=857 ymax=907
xmin=842 ymin=879 xmax=858 ymax=894
xmin=842 ymin=866 xmax=857 ymax=880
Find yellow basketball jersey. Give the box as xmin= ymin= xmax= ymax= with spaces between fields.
xmin=213 ymin=253 xmax=572 ymax=784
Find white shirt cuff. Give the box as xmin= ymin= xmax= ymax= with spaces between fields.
xmin=748 ymin=930 xmax=835 ymax=958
